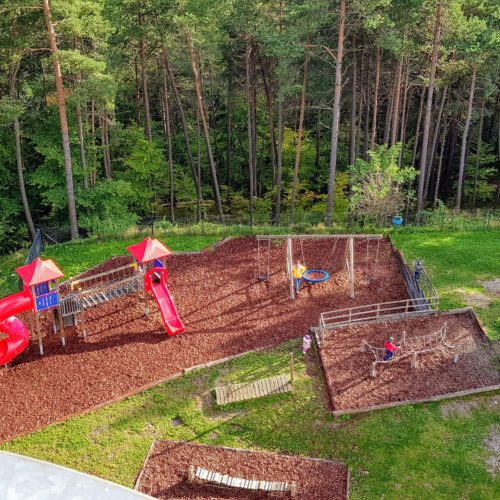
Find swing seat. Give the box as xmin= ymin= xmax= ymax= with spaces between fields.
xmin=302 ymin=269 xmax=330 ymax=283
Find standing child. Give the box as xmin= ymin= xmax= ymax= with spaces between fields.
xmin=414 ymin=260 xmax=423 ymax=280
xmin=302 ymin=334 xmax=312 ymax=355
xmin=383 ymin=336 xmax=400 ymax=361
xmin=293 ymin=260 xmax=306 ymax=294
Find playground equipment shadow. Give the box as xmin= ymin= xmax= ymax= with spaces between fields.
xmin=318 ymin=312 xmax=500 ymax=413
xmin=136 ymin=440 xmax=349 ymax=499
xmin=0 ymin=237 xmax=409 ymax=444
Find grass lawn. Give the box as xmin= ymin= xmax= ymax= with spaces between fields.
xmin=0 ymin=227 xmax=499 ymax=498
xmin=392 ymin=229 xmax=500 ymax=340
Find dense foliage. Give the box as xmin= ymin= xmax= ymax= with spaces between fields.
xmin=0 ymin=0 xmax=499 ymax=249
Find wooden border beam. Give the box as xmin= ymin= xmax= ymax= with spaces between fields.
xmin=256 ymin=234 xmax=383 ymax=240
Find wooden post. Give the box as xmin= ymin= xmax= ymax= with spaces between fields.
xmin=286 ymin=237 xmax=295 ymax=300
xmin=79 ymin=288 xmax=87 ymax=338
xmin=370 ymin=362 xmax=376 ymax=378
xmin=360 ymin=341 xmax=366 ymax=352
xmin=454 ymin=353 xmax=459 ymax=364
xmin=55 ymin=308 xmax=65 ymax=346
xmin=348 ymin=236 xmax=355 ymax=298
xmin=290 ymin=352 xmax=295 ymax=384
xmin=411 ymin=352 xmax=418 ymax=369
xmin=188 ymin=464 xmax=195 ymax=482
xmin=35 ymin=313 xmax=43 ymax=355
xmin=290 ymin=481 xmax=297 ymax=497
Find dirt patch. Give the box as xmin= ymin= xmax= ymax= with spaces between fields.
xmin=441 ymin=400 xmax=481 ymax=418
xmin=484 ymin=426 xmax=500 ymax=476
xmin=482 ymin=279 xmax=500 ymax=295
xmin=318 ymin=312 xmax=500 ymax=412
xmin=0 ymin=236 xmax=409 ymax=443
xmin=458 ymin=289 xmax=491 ymax=308
xmin=136 ymin=440 xmax=348 ymax=499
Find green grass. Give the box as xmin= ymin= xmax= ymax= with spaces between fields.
xmin=1 ymin=340 xmax=498 ymax=498
xmin=392 ymin=230 xmax=500 ymax=340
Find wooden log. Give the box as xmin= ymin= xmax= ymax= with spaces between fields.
xmin=370 ymin=362 xmax=376 ymax=378
xmin=411 ymin=352 xmax=418 ymax=369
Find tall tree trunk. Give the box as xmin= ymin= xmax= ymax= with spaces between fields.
xmin=134 ymin=56 xmax=141 ymax=124
xmin=456 ymin=66 xmax=477 ymax=209
xmin=185 ymin=33 xmax=223 ymax=222
xmin=290 ymin=50 xmax=309 ymax=225
xmin=246 ymin=41 xmax=254 ymax=225
xmin=370 ymin=46 xmax=381 ymax=150
xmin=472 ymin=99 xmax=485 ymax=211
xmin=349 ymin=37 xmax=357 ymax=165
xmin=496 ymin=116 xmax=500 ymax=207
xmin=273 ymin=92 xmax=284 ymax=225
xmin=363 ymin=56 xmax=371 ymax=158
xmin=390 ymin=57 xmax=403 ymax=146
xmin=315 ymin=108 xmax=321 ymax=170
xmin=14 ymin=116 xmax=36 ymax=239
xmin=411 ymin=87 xmax=426 ymax=167
xmin=325 ymin=0 xmax=346 ymax=226
xmin=138 ymin=11 xmax=152 ymax=140
xmin=42 ymin=0 xmax=78 ymax=239
xmin=424 ymin=86 xmax=447 ymax=201
xmin=398 ymin=63 xmax=410 ymax=166
xmin=161 ymin=46 xmax=201 ymax=220
xmin=9 ymin=57 xmax=36 ymax=240
xmin=76 ymin=104 xmax=88 ymax=190
xmin=161 ymin=64 xmax=175 ymax=223
xmin=433 ymin=122 xmax=448 ymax=207
xmin=226 ymin=64 xmax=233 ymax=187
xmin=260 ymin=59 xmax=277 ymax=188
xmin=417 ymin=0 xmax=443 ymax=212
xmin=383 ymin=75 xmax=396 ymax=145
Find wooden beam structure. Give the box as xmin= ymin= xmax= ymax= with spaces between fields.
xmin=286 ymin=237 xmax=295 ymax=299
xmin=256 ymin=234 xmax=383 ymax=241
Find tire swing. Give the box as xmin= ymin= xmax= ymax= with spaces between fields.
xmin=302 ymin=269 xmax=330 ymax=283
xmin=298 ymin=238 xmax=335 ymax=285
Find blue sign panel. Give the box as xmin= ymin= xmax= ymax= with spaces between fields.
xmin=153 ymin=258 xmax=164 ymax=268
xmin=35 ymin=291 xmax=59 ymax=312
xmin=34 ymin=282 xmax=49 ymax=296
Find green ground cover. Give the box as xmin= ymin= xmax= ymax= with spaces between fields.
xmin=1 ymin=227 xmax=499 ymax=498
xmin=392 ymin=230 xmax=500 ymax=340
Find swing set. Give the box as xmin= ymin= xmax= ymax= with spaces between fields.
xmin=256 ymin=234 xmax=384 ymax=299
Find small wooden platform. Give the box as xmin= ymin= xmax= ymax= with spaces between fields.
xmin=215 ymin=374 xmax=292 ymax=405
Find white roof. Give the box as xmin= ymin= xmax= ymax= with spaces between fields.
xmin=0 ymin=451 xmax=152 ymax=500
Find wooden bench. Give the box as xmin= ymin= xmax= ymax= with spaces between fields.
xmin=188 ymin=465 xmax=296 ymax=497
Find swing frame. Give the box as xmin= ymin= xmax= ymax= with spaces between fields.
xmin=257 ymin=234 xmax=384 ymax=300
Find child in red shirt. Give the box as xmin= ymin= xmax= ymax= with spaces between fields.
xmin=383 ymin=336 xmax=400 ymax=361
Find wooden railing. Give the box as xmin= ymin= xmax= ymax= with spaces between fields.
xmin=319 ymin=296 xmax=440 ymax=333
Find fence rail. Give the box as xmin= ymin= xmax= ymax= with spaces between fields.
xmin=319 ymin=296 xmax=440 ymax=334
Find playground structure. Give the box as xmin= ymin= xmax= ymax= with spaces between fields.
xmin=360 ymin=322 xmax=454 ymax=377
xmin=256 ymin=234 xmax=383 ymax=299
xmin=0 ymin=237 xmax=185 ymax=367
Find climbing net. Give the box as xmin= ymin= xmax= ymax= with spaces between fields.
xmin=360 ymin=322 xmax=453 ymax=370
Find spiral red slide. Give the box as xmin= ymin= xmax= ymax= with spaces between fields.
xmin=0 ymin=291 xmax=33 ymax=366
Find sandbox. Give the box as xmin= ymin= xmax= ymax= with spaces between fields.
xmin=135 ymin=440 xmax=349 ymax=499
xmin=317 ymin=309 xmax=500 ymax=414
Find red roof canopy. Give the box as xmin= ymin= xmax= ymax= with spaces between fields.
xmin=127 ymin=237 xmax=172 ymax=263
xmin=16 ymin=258 xmax=64 ymax=286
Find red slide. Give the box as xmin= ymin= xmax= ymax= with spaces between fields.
xmin=144 ymin=268 xmax=185 ymax=336
xmin=0 ymin=291 xmax=33 ymax=366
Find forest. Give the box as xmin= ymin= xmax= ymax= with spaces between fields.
xmin=0 ymin=0 xmax=499 ymax=250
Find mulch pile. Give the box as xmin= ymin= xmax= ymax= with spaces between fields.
xmin=136 ymin=441 xmax=349 ymax=499
xmin=319 ymin=312 xmax=500 ymax=412
xmin=0 ymin=236 xmax=409 ymax=443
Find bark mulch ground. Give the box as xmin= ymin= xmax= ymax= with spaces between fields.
xmin=136 ymin=440 xmax=349 ymax=500
xmin=0 ymin=236 xmax=409 ymax=443
xmin=319 ymin=312 xmax=500 ymax=412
